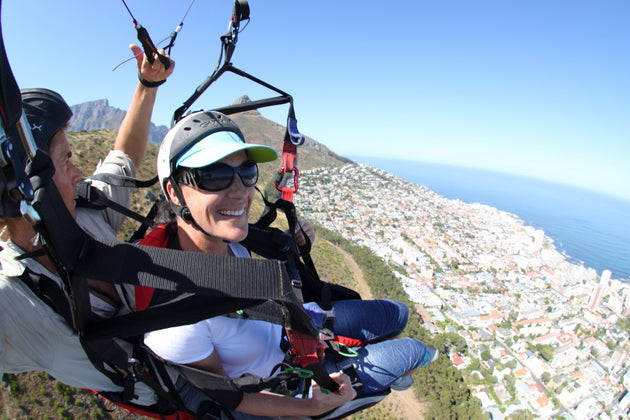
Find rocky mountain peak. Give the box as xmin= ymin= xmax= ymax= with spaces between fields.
xmin=232 ymin=95 xmax=261 ymax=115
xmin=68 ymin=99 xmax=168 ymax=145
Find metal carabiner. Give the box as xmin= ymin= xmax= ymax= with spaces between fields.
xmin=284 ymin=367 xmax=314 ymax=379
xmin=275 ymin=166 xmax=299 ymax=194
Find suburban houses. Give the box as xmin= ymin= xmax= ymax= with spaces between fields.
xmin=296 ymin=164 xmax=630 ymax=419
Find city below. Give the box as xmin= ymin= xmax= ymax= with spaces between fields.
xmin=295 ymin=164 xmax=630 ymax=420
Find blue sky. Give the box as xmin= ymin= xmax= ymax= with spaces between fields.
xmin=2 ymin=1 xmax=629 ymax=200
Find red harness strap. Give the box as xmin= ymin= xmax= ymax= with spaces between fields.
xmin=334 ymin=335 xmax=364 ymax=348
xmin=87 ymin=390 xmax=197 ymax=420
xmin=285 ymin=329 xmax=366 ymax=369
xmin=285 ymin=328 xmax=325 ymax=367
xmin=134 ymin=224 xmax=171 ymax=311
xmin=276 ymin=142 xmax=299 ymax=202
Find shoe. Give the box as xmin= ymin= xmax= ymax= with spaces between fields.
xmin=419 ymin=346 xmax=439 ymax=367
xmin=390 ymin=346 xmax=439 ymax=392
xmin=390 ymin=375 xmax=414 ymax=391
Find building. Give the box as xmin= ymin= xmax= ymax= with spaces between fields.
xmin=589 ymin=269 xmax=611 ymax=312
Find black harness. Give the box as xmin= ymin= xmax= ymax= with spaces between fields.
xmin=68 ymin=173 xmax=373 ymax=416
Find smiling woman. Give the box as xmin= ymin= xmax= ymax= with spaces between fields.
xmin=155 ymin=110 xmax=277 ymax=254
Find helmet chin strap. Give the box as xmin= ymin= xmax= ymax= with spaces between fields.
xmin=167 ymin=176 xmax=217 ymax=240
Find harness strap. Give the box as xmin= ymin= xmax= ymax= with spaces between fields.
xmin=15 ymin=248 xmax=46 ymax=259
xmin=18 ymin=268 xmax=73 ymax=327
xmin=308 ymin=360 xmax=341 ymax=393
xmin=75 ymin=174 xmax=159 ymax=242
xmin=17 ymin=267 xmax=135 ymax=392
xmin=75 ymin=181 xmax=151 ymax=226
xmin=80 ymin=337 xmax=133 ymax=391
xmin=174 ymin=360 xmax=331 ymax=409
xmin=246 ymin=196 xmax=362 ymax=309
xmin=85 ymin=173 xmax=158 ymax=189
xmin=131 ymin=343 xmax=197 ymax=416
xmin=127 ymin=199 xmax=160 ymax=243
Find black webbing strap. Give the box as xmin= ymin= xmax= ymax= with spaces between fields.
xmin=242 ymin=224 xmax=295 ymax=261
xmin=85 ymin=173 xmax=158 ymax=189
xmin=17 ymin=267 xmax=131 ymax=390
xmin=253 ymin=195 xmax=362 ymax=306
xmin=80 ymin=337 xmax=134 ymax=390
xmin=174 ymin=360 xmax=316 ymax=410
xmin=246 ymin=196 xmax=334 ymax=306
xmin=75 ymin=174 xmax=159 ymax=241
xmin=306 ymin=360 xmax=340 ymax=393
xmin=0 ymin=6 xmax=21 ymax=131
xmin=27 ymin=150 xmax=316 ymax=338
xmin=85 ymin=240 xmax=315 ymax=338
xmin=174 ymin=365 xmax=246 ymax=411
xmin=75 ymin=181 xmax=151 ymax=225
xmin=89 ymin=294 xmax=286 ymax=340
xmin=95 ymin=342 xmax=203 ymax=420
xmin=18 ymin=268 xmax=74 ymax=327
xmin=128 ymin=199 xmax=159 ymax=243
xmin=132 ymin=343 xmax=197 ymax=417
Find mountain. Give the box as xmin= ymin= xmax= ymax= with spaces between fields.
xmin=68 ymin=95 xmax=351 ymax=185
xmin=69 ymin=99 xmax=169 ymax=146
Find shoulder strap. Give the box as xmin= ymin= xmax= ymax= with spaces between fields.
xmin=75 ymin=181 xmax=151 ymax=226
xmin=245 ymin=196 xmax=361 ymax=308
xmin=75 ymin=174 xmax=160 ymax=243
xmin=135 ymin=223 xmax=172 ymax=311
xmin=86 ymin=173 xmax=158 ymax=189
xmin=18 ymin=267 xmax=73 ymax=326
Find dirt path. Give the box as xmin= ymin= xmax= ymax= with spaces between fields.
xmin=334 ymin=244 xmax=426 ymax=419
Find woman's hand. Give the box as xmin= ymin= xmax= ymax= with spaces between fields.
xmin=308 ymin=372 xmax=357 ymax=415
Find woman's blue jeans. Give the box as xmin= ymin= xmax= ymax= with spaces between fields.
xmin=331 ymin=299 xmax=409 ymax=342
xmin=325 ymin=299 xmax=428 ymax=394
xmin=177 ymin=299 xmax=428 ymax=418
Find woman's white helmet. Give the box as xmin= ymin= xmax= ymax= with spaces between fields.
xmin=157 ymin=110 xmax=277 ymax=195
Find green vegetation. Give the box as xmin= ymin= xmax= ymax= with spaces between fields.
xmin=509 ymin=409 xmax=534 ymax=420
xmin=618 ymin=317 xmax=630 ymax=333
xmin=434 ymin=332 xmax=468 ymax=354
xmin=527 ymin=343 xmax=554 ymax=362
xmin=1 ymin=372 xmax=111 ymax=419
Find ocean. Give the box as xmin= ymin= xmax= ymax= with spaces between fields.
xmin=350 ymin=156 xmax=630 ymax=283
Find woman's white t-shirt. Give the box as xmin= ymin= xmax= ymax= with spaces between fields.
xmin=143 ymin=242 xmax=286 ymax=378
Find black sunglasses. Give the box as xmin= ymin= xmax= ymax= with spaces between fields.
xmin=179 ymin=160 xmax=259 ymax=192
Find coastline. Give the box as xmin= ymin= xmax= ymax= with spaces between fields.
xmin=295 ymin=162 xmax=630 ymax=419
xmin=349 ymin=156 xmax=630 ymax=283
